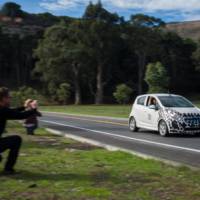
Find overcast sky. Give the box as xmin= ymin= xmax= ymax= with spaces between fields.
xmin=1 ymin=0 xmax=200 ymax=22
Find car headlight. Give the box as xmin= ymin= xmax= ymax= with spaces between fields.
xmin=165 ymin=109 xmax=183 ymax=120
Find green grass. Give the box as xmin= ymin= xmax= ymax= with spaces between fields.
xmin=41 ymin=101 xmax=200 ymax=119
xmin=0 ymin=122 xmax=199 ymax=200
xmin=41 ymin=105 xmax=132 ymax=118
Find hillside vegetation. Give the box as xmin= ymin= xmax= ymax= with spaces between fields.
xmin=0 ymin=8 xmax=73 ymax=37
xmin=166 ymin=21 xmax=200 ymax=41
xmin=1 ymin=2 xmax=200 ymax=105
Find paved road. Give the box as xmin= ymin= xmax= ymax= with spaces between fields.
xmin=40 ymin=112 xmax=200 ymax=168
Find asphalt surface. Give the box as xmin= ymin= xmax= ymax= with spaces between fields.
xmin=40 ymin=112 xmax=200 ymax=168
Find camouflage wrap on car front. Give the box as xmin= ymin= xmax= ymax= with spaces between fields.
xmin=158 ymin=108 xmax=200 ymax=134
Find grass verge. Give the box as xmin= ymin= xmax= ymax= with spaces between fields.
xmin=41 ymin=105 xmax=131 ymax=118
xmin=41 ymin=101 xmax=200 ymax=119
xmin=0 ymin=122 xmax=199 ymax=200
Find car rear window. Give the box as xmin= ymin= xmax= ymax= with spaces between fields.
xmin=137 ymin=96 xmax=146 ymax=105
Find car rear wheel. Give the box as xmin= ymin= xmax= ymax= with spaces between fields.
xmin=129 ymin=117 xmax=138 ymax=132
xmin=159 ymin=120 xmax=169 ymax=137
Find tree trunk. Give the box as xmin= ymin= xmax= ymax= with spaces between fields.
xmin=95 ymin=64 xmax=104 ymax=104
xmin=138 ymin=66 xmax=143 ymax=94
xmin=16 ymin=62 xmax=21 ymax=87
xmin=15 ymin=40 xmax=22 ymax=87
xmin=137 ymin=52 xmax=146 ymax=94
xmin=74 ymin=79 xmax=82 ymax=105
xmin=73 ymin=64 xmax=82 ymax=105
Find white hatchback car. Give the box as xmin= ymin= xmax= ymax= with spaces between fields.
xmin=129 ymin=94 xmax=200 ymax=136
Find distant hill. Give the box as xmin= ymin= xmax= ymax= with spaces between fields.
xmin=0 ymin=12 xmax=73 ymax=38
xmin=166 ymin=21 xmax=200 ymax=41
xmin=1 ymin=4 xmax=200 ymax=42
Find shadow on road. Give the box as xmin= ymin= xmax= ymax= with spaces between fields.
xmin=139 ymin=129 xmax=200 ymax=138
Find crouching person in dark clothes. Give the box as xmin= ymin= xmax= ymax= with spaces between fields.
xmin=0 ymin=87 xmax=40 ymax=175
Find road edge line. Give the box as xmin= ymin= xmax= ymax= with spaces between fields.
xmin=46 ymin=128 xmax=199 ymax=171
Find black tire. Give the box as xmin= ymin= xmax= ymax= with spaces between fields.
xmin=158 ymin=120 xmax=169 ymax=137
xmin=129 ymin=117 xmax=138 ymax=132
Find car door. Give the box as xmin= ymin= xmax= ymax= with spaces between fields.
xmin=144 ymin=96 xmax=160 ymax=130
xmin=133 ymin=96 xmax=147 ymax=127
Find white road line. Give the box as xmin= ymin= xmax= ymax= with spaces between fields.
xmin=40 ymin=120 xmax=200 ymax=154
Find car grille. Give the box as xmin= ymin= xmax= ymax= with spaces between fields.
xmin=183 ymin=114 xmax=200 ymax=128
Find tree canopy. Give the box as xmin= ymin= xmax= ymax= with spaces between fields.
xmin=0 ymin=2 xmax=23 ymax=18
xmin=145 ymin=62 xmax=170 ymax=93
xmin=0 ymin=1 xmax=200 ymax=104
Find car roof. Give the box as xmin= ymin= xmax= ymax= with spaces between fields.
xmin=137 ymin=93 xmax=180 ymax=98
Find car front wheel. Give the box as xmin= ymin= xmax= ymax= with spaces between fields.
xmin=129 ymin=117 xmax=138 ymax=132
xmin=158 ymin=120 xmax=169 ymax=137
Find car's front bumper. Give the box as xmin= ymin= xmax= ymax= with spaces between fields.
xmin=168 ymin=120 xmax=200 ymax=134
xmin=168 ymin=117 xmax=200 ymax=134
xmin=169 ymin=128 xmax=200 ymax=134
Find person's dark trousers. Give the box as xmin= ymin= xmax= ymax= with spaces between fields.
xmin=26 ymin=126 xmax=36 ymax=135
xmin=0 ymin=136 xmax=22 ymax=171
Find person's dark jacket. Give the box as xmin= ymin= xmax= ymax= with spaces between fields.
xmin=24 ymin=111 xmax=42 ymax=127
xmin=0 ymin=106 xmax=38 ymax=137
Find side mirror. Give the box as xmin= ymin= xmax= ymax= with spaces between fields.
xmin=149 ymin=105 xmax=159 ymax=111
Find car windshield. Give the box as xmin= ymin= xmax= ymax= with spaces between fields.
xmin=158 ymin=96 xmax=194 ymax=108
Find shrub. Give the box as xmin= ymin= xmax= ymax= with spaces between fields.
xmin=145 ymin=62 xmax=170 ymax=93
xmin=11 ymin=86 xmax=43 ymax=107
xmin=56 ymin=83 xmax=71 ymax=105
xmin=113 ymin=84 xmax=133 ymax=104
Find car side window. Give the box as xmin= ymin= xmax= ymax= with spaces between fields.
xmin=137 ymin=96 xmax=146 ymax=106
xmin=147 ymin=96 xmax=156 ymax=106
xmin=147 ymin=96 xmax=161 ymax=109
